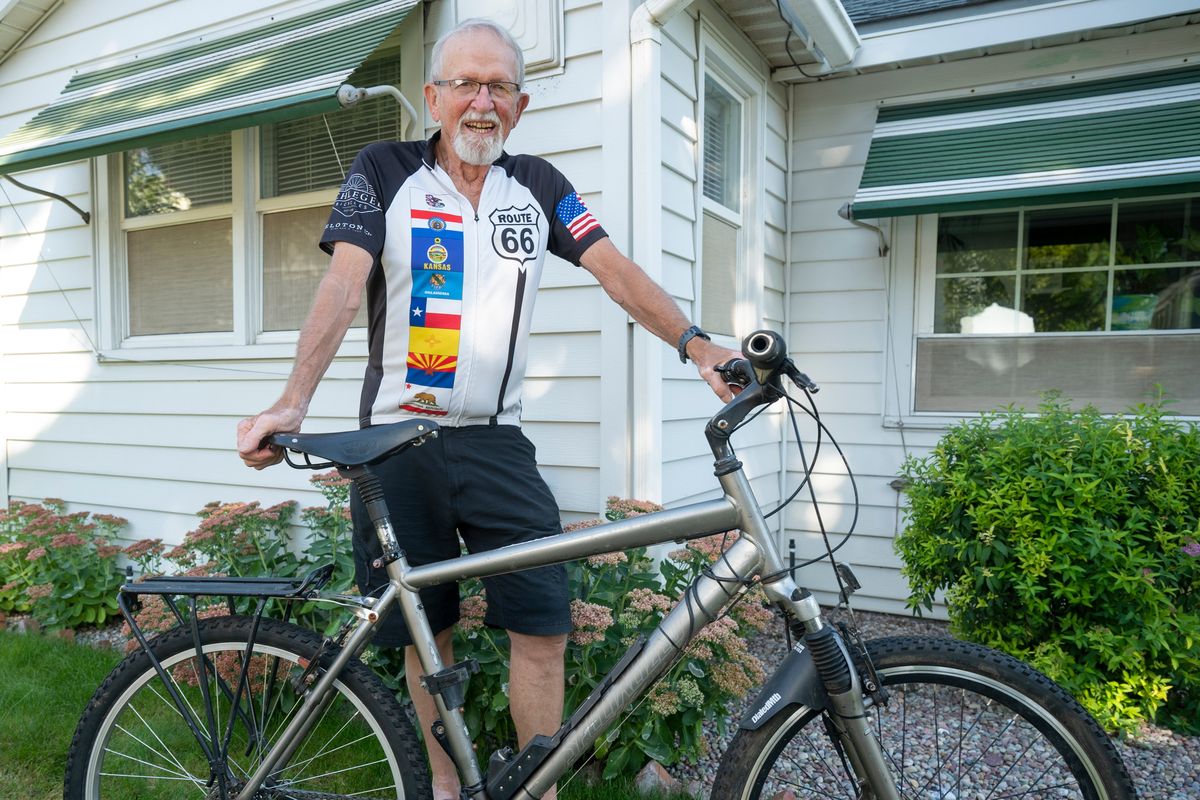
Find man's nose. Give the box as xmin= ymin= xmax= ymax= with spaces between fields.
xmin=469 ymin=85 xmax=497 ymax=111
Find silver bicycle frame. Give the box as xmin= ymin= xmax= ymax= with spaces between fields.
xmin=237 ymin=437 xmax=900 ymax=800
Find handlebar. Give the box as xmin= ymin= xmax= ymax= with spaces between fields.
xmin=705 ymin=330 xmax=819 ymax=474
xmin=715 ymin=330 xmax=819 ymax=394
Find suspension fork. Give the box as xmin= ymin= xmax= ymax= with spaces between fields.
xmin=719 ymin=467 xmax=901 ymax=800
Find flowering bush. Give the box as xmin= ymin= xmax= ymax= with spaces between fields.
xmin=443 ymin=498 xmax=772 ymax=779
xmin=124 ymin=471 xmax=357 ymax=640
xmin=0 ymin=499 xmax=128 ymax=628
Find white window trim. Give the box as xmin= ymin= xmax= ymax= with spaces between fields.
xmin=695 ymin=18 xmax=766 ymax=345
xmin=883 ymin=197 xmax=1200 ymax=427
xmin=93 ymin=129 xmax=368 ymax=362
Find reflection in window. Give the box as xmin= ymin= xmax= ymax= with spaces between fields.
xmin=935 ymin=199 xmax=1200 ymax=334
xmin=124 ymin=134 xmax=232 ymax=217
xmin=1024 ymin=205 xmax=1110 ymax=270
xmin=937 ymin=213 xmax=1017 ymax=274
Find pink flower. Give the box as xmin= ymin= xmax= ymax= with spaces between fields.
xmin=26 ymin=583 xmax=53 ymax=600
xmin=124 ymin=539 xmax=165 ymax=560
xmin=0 ymin=541 xmax=29 ymax=555
xmin=569 ymin=600 xmax=613 ymax=645
xmin=50 ymin=533 xmax=86 ymax=548
xmin=25 ymin=546 xmax=47 ymax=562
xmin=627 ymin=588 xmax=673 ymax=614
xmin=586 ymin=551 xmax=627 ymax=567
xmin=460 ymin=594 xmax=488 ymax=631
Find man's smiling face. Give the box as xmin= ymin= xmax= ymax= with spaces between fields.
xmin=425 ymin=27 xmax=530 ymax=167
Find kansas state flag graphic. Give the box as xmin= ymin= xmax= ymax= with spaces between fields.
xmin=555 ymin=192 xmax=600 ymax=241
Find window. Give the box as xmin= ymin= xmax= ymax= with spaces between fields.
xmin=699 ymin=62 xmax=751 ymax=338
xmin=911 ymin=196 xmax=1200 ymax=416
xmin=102 ymin=57 xmax=402 ymax=349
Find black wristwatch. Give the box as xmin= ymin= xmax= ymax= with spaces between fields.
xmin=677 ymin=325 xmax=711 ymax=363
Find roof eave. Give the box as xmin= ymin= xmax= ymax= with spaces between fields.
xmin=775 ymin=0 xmax=1200 ymax=79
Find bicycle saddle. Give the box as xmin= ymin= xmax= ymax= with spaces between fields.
xmin=270 ymin=419 xmax=439 ymax=467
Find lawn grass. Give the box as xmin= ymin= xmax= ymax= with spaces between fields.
xmin=0 ymin=630 xmax=123 ymax=800
xmin=0 ymin=629 xmax=693 ymax=799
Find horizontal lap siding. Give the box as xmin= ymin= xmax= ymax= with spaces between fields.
xmin=785 ymin=85 xmax=913 ymax=612
xmin=659 ymin=12 xmax=785 ymax=519
xmin=0 ymin=0 xmax=610 ymax=545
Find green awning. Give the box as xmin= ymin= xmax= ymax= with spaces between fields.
xmin=850 ymin=64 xmax=1200 ymax=218
xmin=0 ymin=0 xmax=418 ymax=173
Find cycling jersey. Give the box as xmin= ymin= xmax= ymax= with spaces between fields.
xmin=320 ymin=133 xmax=607 ymax=428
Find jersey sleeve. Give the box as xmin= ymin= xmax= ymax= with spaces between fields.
xmin=319 ymin=143 xmax=391 ymax=258
xmin=540 ymin=164 xmax=608 ymax=265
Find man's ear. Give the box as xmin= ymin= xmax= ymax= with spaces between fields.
xmin=424 ymin=83 xmax=441 ymax=123
xmin=512 ymin=92 xmax=531 ymax=126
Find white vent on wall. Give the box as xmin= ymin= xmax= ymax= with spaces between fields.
xmin=456 ymin=0 xmax=563 ymax=74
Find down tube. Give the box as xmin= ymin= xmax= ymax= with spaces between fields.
xmin=520 ymin=536 xmax=763 ymax=799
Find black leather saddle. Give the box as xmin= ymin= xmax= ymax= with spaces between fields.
xmin=269 ymin=419 xmax=439 ymax=467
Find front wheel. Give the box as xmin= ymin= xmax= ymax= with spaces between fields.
xmin=713 ymin=636 xmax=1137 ymax=799
xmin=64 ymin=615 xmax=432 ymax=799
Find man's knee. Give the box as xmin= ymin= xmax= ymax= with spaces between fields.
xmin=509 ymin=631 xmax=567 ymax=663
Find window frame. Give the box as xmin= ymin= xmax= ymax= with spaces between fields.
xmin=883 ymin=193 xmax=1200 ymax=426
xmin=695 ymin=21 xmax=765 ymax=345
xmin=95 ymin=130 xmax=360 ymax=360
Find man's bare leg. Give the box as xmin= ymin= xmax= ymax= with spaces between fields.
xmin=405 ymin=628 xmax=459 ymax=800
xmin=507 ymin=631 xmax=567 ymax=800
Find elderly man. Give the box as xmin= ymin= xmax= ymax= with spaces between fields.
xmin=238 ymin=18 xmax=736 ymax=800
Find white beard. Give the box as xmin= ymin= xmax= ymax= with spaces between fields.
xmin=452 ymin=113 xmax=504 ymax=165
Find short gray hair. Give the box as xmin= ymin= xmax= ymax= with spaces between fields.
xmin=430 ymin=18 xmax=525 ymax=86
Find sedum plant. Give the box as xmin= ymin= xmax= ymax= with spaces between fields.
xmin=896 ymin=396 xmax=1200 ymax=734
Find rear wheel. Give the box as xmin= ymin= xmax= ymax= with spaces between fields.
xmin=64 ymin=615 xmax=431 ymax=799
xmin=713 ymin=636 xmax=1136 ymax=799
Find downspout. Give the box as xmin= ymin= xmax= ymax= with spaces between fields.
xmin=778 ymin=81 xmax=794 ymax=547
xmin=629 ymin=0 xmax=692 ymax=502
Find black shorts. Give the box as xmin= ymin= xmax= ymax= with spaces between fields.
xmin=350 ymin=424 xmax=571 ymax=648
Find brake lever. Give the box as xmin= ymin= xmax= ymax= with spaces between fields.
xmin=714 ymin=358 xmax=752 ymax=389
xmin=783 ymin=361 xmax=820 ymax=393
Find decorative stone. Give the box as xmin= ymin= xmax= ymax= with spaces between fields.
xmin=635 ymin=760 xmax=678 ymax=796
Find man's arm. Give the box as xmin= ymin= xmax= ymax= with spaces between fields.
xmin=579 ymin=237 xmax=739 ymax=402
xmin=236 ymin=241 xmax=374 ymax=469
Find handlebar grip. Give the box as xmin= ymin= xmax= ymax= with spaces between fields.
xmin=715 ymin=358 xmax=753 ymax=388
xmin=742 ymin=330 xmax=787 ymax=371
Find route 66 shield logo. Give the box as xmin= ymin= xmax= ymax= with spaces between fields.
xmin=489 ymin=205 xmax=540 ymax=268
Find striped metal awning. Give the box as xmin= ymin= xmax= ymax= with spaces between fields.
xmin=0 ymin=0 xmax=418 ymax=173
xmin=850 ymin=64 xmax=1200 ymax=218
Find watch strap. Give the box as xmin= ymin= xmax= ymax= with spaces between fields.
xmin=677 ymin=325 xmax=711 ymax=363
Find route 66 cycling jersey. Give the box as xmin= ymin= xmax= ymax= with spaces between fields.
xmin=320 ymin=133 xmax=607 ymax=428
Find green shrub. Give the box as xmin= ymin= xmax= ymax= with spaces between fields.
xmin=0 ymin=499 xmax=127 ymax=628
xmin=896 ymin=396 xmax=1200 ymax=733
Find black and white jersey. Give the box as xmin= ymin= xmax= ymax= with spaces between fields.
xmin=320 ymin=133 xmax=607 ymax=428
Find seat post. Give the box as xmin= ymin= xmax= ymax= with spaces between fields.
xmin=339 ymin=465 xmax=403 ymax=570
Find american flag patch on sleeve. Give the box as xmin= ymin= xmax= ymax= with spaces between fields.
xmin=555 ymin=192 xmax=600 ymax=241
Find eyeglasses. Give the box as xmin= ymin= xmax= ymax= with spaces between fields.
xmin=432 ymin=78 xmax=522 ymax=102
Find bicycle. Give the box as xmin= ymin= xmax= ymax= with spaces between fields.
xmin=63 ymin=330 xmax=1137 ymax=800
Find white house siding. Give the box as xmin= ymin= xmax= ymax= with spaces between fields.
xmin=654 ymin=5 xmax=787 ymax=552
xmin=784 ymin=23 xmax=1200 ymax=614
xmin=0 ymin=0 xmax=614 ymax=546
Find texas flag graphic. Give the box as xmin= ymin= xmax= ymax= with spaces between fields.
xmin=555 ymin=192 xmax=600 ymax=241
xmin=410 ymin=297 xmax=462 ymax=330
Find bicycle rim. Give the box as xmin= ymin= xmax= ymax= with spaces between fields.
xmin=719 ymin=637 xmax=1133 ymax=800
xmin=75 ymin=622 xmax=415 ymax=799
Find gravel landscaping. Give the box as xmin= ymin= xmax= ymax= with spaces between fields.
xmin=673 ymin=608 xmax=1199 ymax=800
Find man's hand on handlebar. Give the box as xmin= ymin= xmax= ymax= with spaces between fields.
xmin=237 ymin=405 xmax=305 ymax=470
xmin=688 ymin=337 xmax=744 ymax=403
